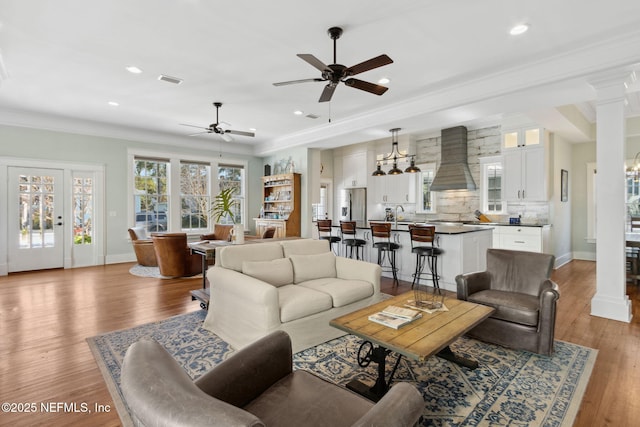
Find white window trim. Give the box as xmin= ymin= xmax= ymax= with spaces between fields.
xmin=416 ymin=163 xmax=437 ymax=214
xmin=480 ymin=155 xmax=506 ymax=215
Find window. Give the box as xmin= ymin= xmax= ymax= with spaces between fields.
xmin=73 ymin=174 xmax=93 ymax=245
xmin=130 ymin=151 xmax=246 ymax=233
xmin=180 ymin=161 xmax=210 ymax=231
xmin=133 ymin=158 xmax=169 ymax=232
xmin=217 ymin=164 xmax=244 ymax=225
xmin=416 ymin=163 xmax=436 ymax=213
xmin=480 ymin=156 xmax=505 ymax=214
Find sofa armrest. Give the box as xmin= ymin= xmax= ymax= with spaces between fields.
xmin=336 ymin=257 xmax=382 ymax=294
xmin=351 ymin=382 xmax=424 ymax=427
xmin=195 ymin=331 xmax=293 ymax=408
xmin=456 ymin=271 xmax=492 ymax=300
xmin=538 ymin=279 xmax=560 ymax=330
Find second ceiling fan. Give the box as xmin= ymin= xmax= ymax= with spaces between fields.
xmin=180 ymin=102 xmax=255 ymax=142
xmin=273 ymin=26 xmax=393 ymax=103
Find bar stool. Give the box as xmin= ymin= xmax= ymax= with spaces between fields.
xmin=370 ymin=222 xmax=400 ymax=287
xmin=340 ymin=221 xmax=366 ymax=260
xmin=408 ymin=225 xmax=442 ymax=290
xmin=317 ymin=219 xmax=341 ymax=254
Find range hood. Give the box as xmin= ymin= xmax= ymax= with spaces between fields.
xmin=430 ymin=126 xmax=477 ymax=191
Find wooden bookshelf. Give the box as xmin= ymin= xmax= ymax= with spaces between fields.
xmin=254 ymin=173 xmax=301 ymax=237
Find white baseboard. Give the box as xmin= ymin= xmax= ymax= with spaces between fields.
xmin=554 ymin=252 xmax=573 ymax=269
xmin=573 ymin=251 xmax=596 ymax=261
xmin=106 ymin=253 xmax=137 ymax=264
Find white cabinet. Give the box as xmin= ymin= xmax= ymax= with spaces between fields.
xmin=503 ymin=147 xmax=546 ymax=201
xmin=342 ymin=152 xmax=368 ymax=188
xmin=502 ymin=127 xmax=548 ymax=202
xmin=492 ymin=225 xmax=551 ymax=253
xmin=373 ymin=173 xmax=416 ymax=204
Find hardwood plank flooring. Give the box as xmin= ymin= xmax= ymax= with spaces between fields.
xmin=0 ymin=260 xmax=637 ymax=426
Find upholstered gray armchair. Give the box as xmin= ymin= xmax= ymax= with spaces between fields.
xmin=121 ymin=330 xmax=425 ymax=427
xmin=455 ymin=248 xmax=559 ymax=356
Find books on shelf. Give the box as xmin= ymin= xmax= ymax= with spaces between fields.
xmin=368 ymin=305 xmax=422 ymax=329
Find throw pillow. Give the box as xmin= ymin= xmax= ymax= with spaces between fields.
xmin=289 ymin=252 xmax=337 ymax=283
xmin=242 ymin=258 xmax=293 ymax=287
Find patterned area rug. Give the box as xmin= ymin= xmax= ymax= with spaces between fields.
xmin=128 ymin=264 xmax=202 ymax=279
xmin=87 ymin=310 xmax=597 ymax=427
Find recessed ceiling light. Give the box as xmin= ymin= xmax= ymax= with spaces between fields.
xmin=249 ymin=128 xmax=257 ymax=132
xmin=378 ymin=77 xmax=390 ymax=85
xmin=293 ymin=110 xmax=304 ymax=116
xmin=125 ymin=66 xmax=143 ymax=74
xmin=107 ymin=101 xmax=119 ymax=107
xmin=510 ymin=24 xmax=529 ymax=36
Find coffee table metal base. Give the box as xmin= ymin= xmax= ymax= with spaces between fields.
xmin=347 ymin=340 xmax=480 ymax=402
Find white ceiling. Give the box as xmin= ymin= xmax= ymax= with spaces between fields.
xmin=1 ymin=0 xmax=640 ymax=156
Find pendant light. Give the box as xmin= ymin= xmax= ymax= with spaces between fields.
xmin=371 ymin=128 xmax=420 ymax=176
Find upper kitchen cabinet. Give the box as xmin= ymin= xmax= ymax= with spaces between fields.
xmin=373 ymin=173 xmax=417 ymax=204
xmin=342 ymin=151 xmax=368 ymax=188
xmin=502 ymin=127 xmax=543 ymax=150
xmin=502 ymin=127 xmax=550 ymax=202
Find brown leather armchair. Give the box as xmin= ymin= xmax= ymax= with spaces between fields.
xmin=121 ymin=330 xmax=425 ymax=427
xmin=151 ymin=233 xmax=202 ymax=278
xmin=200 ymin=224 xmax=233 ymax=242
xmin=456 ymin=248 xmax=559 ymax=355
xmin=128 ymin=227 xmax=158 ymax=267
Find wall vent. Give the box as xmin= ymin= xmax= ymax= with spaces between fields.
xmin=305 ymin=113 xmax=319 ymax=119
xmin=158 ymin=74 xmax=183 ymax=85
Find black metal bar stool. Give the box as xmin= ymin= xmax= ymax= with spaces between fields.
xmin=370 ymin=222 xmax=400 ymax=287
xmin=408 ymin=225 xmax=442 ymax=290
xmin=317 ymin=219 xmax=341 ymax=254
xmin=340 ymin=221 xmax=366 ymax=260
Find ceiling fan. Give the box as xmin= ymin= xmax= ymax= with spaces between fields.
xmin=180 ymin=102 xmax=255 ymax=142
xmin=273 ymin=26 xmax=393 ymax=103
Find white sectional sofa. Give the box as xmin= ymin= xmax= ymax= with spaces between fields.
xmin=202 ymin=239 xmax=383 ymax=353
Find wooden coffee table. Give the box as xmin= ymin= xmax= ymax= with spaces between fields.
xmin=330 ymin=291 xmax=494 ymax=401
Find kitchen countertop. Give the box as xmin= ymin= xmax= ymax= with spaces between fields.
xmin=367 ymin=220 xmax=550 ymax=228
xmin=333 ymin=222 xmax=494 ymax=234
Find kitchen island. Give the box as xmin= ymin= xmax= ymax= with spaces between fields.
xmin=334 ymin=223 xmax=493 ymax=291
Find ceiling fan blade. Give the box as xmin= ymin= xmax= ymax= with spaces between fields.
xmin=226 ymin=129 xmax=255 ymax=137
xmin=344 ymin=78 xmax=388 ymax=96
xmin=220 ymin=133 xmax=233 ymax=142
xmin=319 ymin=83 xmax=338 ymax=103
xmin=180 ymin=123 xmax=210 ymax=130
xmin=273 ymin=78 xmax=324 ymax=87
xmin=345 ymin=54 xmax=393 ymax=76
xmin=297 ymin=54 xmax=330 ymax=72
xmin=188 ymin=131 xmax=211 ymax=136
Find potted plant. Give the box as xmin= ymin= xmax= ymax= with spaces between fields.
xmin=210 ymin=187 xmax=244 ymax=244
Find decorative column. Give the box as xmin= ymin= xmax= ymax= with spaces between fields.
xmin=589 ymin=71 xmax=633 ymax=322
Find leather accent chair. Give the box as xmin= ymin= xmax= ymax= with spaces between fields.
xmin=200 ymin=224 xmax=233 ymax=242
xmin=262 ymin=226 xmax=276 ymax=239
xmin=456 ymin=249 xmax=559 ymax=355
xmin=121 ymin=330 xmax=424 ymax=427
xmin=128 ymin=227 xmax=158 ymax=267
xmin=151 ymin=233 xmax=203 ymax=278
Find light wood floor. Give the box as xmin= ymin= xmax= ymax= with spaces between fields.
xmin=0 ymin=260 xmax=638 ymax=426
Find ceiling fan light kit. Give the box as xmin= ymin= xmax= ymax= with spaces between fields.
xmin=372 ymin=128 xmax=420 ymax=176
xmin=273 ymin=26 xmax=393 ymax=103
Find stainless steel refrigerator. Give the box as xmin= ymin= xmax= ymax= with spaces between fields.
xmin=340 ymin=188 xmax=367 ymax=227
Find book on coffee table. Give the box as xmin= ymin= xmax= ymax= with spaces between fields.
xmin=381 ymin=305 xmax=421 ymax=320
xmin=368 ymin=310 xmax=422 ymax=329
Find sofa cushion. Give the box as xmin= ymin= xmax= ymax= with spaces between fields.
xmin=277 ymin=285 xmax=333 ymax=322
xmin=281 ymin=239 xmax=330 ymax=257
xmin=298 ymin=278 xmax=374 ymax=308
xmin=289 ymin=252 xmax=337 ymax=284
xmin=217 ymin=242 xmax=284 ymax=272
xmin=242 ymin=258 xmax=293 ymax=287
xmin=468 ymin=289 xmax=539 ymax=326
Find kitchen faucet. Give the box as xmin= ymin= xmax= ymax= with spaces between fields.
xmin=395 ymin=205 xmax=404 ymax=229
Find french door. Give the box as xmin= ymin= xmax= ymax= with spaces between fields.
xmin=8 ymin=167 xmax=65 ymax=272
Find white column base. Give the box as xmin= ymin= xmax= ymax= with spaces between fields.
xmin=590 ymin=293 xmax=633 ymax=323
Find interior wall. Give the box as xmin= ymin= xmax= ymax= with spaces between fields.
xmin=0 ymin=124 xmax=262 ymax=263
xmin=550 ymin=133 xmax=573 ymax=267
